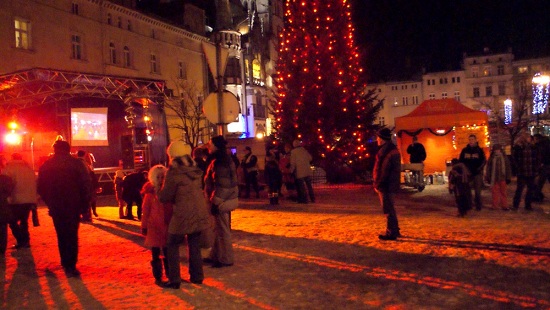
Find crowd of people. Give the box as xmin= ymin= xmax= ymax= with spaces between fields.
xmin=1 ymin=129 xmax=547 ymax=285
xmin=447 ymin=133 xmax=550 ymax=217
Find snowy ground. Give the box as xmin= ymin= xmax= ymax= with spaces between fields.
xmin=1 ymin=182 xmax=549 ymax=309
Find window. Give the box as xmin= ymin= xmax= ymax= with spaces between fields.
xmin=444 ymin=78 xmax=448 ymax=84
xmin=497 ymin=65 xmax=505 ymax=75
xmin=429 ymin=93 xmax=435 ymax=100
xmin=178 ymin=61 xmax=187 ymax=79
xmin=393 ymin=98 xmax=398 ymax=106
xmin=472 ymin=67 xmax=479 ymax=77
xmin=483 ymin=66 xmax=492 ymax=76
xmin=117 ymin=17 xmax=122 ymax=28
xmin=72 ymin=2 xmax=79 ymax=15
xmin=150 ymin=54 xmax=158 ymax=73
xmin=498 ymin=84 xmax=506 ymax=96
xmin=452 ymin=77 xmax=455 ymax=83
xmin=378 ymin=117 xmax=385 ymax=126
xmin=14 ymin=18 xmax=31 ymax=49
xmin=454 ymin=91 xmax=460 ymax=101
xmin=432 ymin=79 xmax=435 ymax=85
xmin=518 ymin=66 xmax=528 ymax=74
xmin=442 ymin=92 xmax=448 ymax=99
xmin=107 ymin=13 xmax=112 ymax=25
xmin=485 ymin=86 xmax=492 ymax=97
xmin=151 ymin=29 xmax=156 ymax=39
xmin=473 ymin=87 xmax=480 ymax=98
xmin=457 ymin=77 xmax=461 ymax=83
xmin=413 ymin=95 xmax=419 ymax=104
xmin=402 ymin=97 xmax=408 ymax=105
xmin=440 ymin=78 xmax=443 ymax=84
xmin=123 ymin=46 xmax=130 ymax=67
xmin=127 ymin=20 xmax=132 ymax=31
xmin=109 ymin=42 xmax=116 ymax=64
xmin=71 ymin=34 xmax=82 ymax=59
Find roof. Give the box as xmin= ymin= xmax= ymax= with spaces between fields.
xmin=394 ymin=99 xmax=488 ymax=131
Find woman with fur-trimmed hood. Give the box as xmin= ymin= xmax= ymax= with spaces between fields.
xmin=140 ymin=164 xmax=170 ymax=285
xmin=158 ymin=141 xmax=210 ymax=288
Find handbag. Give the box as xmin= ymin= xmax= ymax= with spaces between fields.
xmin=217 ymin=198 xmax=239 ymax=212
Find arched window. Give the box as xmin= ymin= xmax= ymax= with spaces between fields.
xmin=109 ymin=42 xmax=116 ymax=64
xmin=123 ymin=46 xmax=130 ymax=67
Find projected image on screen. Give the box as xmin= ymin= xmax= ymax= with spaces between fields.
xmin=71 ymin=108 xmax=108 ymax=146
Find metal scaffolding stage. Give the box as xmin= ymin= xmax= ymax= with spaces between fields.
xmin=0 ymin=68 xmax=166 ymax=110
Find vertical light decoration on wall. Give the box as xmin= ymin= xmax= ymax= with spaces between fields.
xmin=504 ymin=98 xmax=512 ymax=125
xmin=532 ymin=73 xmax=550 ymax=115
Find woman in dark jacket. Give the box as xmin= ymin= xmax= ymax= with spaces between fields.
xmin=159 ymin=141 xmax=211 ymax=288
xmin=204 ymin=136 xmax=239 ymax=268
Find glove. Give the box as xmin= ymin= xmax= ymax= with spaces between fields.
xmin=506 ymin=179 xmax=511 ymax=185
xmin=141 ymin=228 xmax=147 ymax=236
xmin=211 ymin=204 xmax=220 ymax=215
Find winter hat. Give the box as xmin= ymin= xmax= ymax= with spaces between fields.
xmin=148 ymin=164 xmax=168 ymax=188
xmin=211 ymin=135 xmax=227 ymax=149
xmin=166 ymin=140 xmax=192 ymax=159
xmin=376 ymin=128 xmax=392 ymax=141
xmin=292 ymin=139 xmax=302 ymax=148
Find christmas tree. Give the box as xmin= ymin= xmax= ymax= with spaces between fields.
xmin=274 ymin=0 xmax=382 ymax=176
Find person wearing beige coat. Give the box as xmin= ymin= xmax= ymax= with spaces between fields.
xmin=3 ymin=153 xmax=37 ymax=249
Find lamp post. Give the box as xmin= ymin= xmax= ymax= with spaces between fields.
xmin=532 ymin=73 xmax=550 ymax=134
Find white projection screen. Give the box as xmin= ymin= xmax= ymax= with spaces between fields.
xmin=71 ymin=107 xmax=109 ymax=146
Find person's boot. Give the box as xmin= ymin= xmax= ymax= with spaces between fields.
xmin=151 ymin=259 xmax=163 ymax=284
xmin=119 ymin=206 xmax=125 ymax=219
xmin=163 ymin=258 xmax=170 ymax=279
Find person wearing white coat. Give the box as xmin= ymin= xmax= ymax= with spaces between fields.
xmin=290 ymin=140 xmax=315 ymax=204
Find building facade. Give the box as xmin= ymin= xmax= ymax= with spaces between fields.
xmin=372 ymin=49 xmax=550 ymax=137
xmin=1 ymin=0 xmax=209 ymax=169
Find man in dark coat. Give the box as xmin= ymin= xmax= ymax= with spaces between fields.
xmin=37 ymin=140 xmax=92 ymax=277
xmin=122 ymin=170 xmax=146 ymax=220
xmin=533 ymin=134 xmax=550 ymax=202
xmin=373 ymin=128 xmax=402 ymax=240
xmin=241 ymin=146 xmax=260 ymax=198
xmin=459 ymin=134 xmax=487 ymax=210
xmin=512 ymin=136 xmax=540 ymax=211
xmin=406 ymin=136 xmax=427 ymax=186
xmin=0 ymin=174 xmax=14 ymax=257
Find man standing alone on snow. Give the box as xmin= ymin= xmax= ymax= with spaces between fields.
xmin=37 ymin=140 xmax=92 ymax=277
xmin=373 ymin=128 xmax=402 ymax=240
xmin=459 ymin=134 xmax=487 ymax=211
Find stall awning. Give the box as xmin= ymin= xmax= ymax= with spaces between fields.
xmin=394 ymin=99 xmax=488 ymax=131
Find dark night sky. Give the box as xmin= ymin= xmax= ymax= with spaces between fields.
xmin=351 ymin=0 xmax=550 ymax=82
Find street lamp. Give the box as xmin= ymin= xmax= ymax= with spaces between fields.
xmin=532 ymin=73 xmax=550 ymax=134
